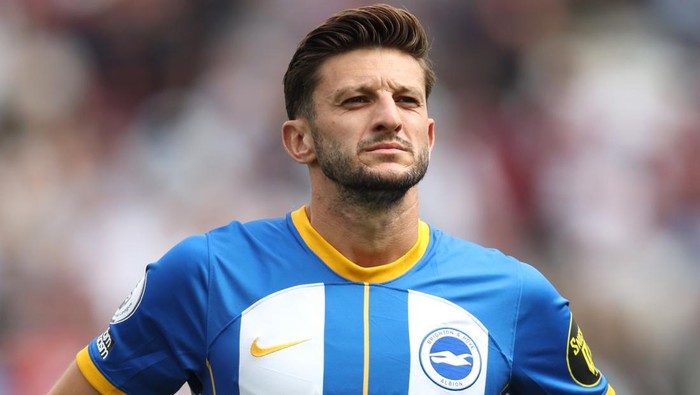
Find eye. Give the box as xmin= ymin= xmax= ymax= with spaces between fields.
xmin=395 ymin=96 xmax=420 ymax=106
xmin=343 ymin=96 xmax=369 ymax=105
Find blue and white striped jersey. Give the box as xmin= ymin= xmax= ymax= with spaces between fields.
xmin=77 ymin=207 xmax=614 ymax=394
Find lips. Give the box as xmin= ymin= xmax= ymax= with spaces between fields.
xmin=365 ymin=142 xmax=408 ymax=152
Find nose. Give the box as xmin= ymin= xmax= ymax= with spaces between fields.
xmin=372 ymin=93 xmax=402 ymax=133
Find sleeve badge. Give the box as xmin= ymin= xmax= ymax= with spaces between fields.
xmin=566 ymin=315 xmax=602 ymax=387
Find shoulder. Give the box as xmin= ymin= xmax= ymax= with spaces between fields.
xmin=145 ymin=217 xmax=275 ymax=285
xmin=198 ymin=216 xmax=302 ymax=275
xmin=206 ymin=216 xmax=290 ymax=248
xmin=142 ymin=233 xmax=211 ymax=301
xmin=429 ymin=227 xmax=561 ymax=299
xmin=430 ymin=228 xmax=510 ymax=260
xmin=152 ymin=215 xmax=289 ymax=269
xmin=160 ymin=233 xmax=209 ymax=263
xmin=429 ymin=228 xmax=528 ymax=274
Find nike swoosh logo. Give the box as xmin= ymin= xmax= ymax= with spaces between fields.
xmin=250 ymin=337 xmax=310 ymax=357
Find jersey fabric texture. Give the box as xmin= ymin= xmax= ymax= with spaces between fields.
xmin=77 ymin=207 xmax=615 ymax=395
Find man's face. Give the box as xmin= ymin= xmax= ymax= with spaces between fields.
xmin=309 ymin=48 xmax=435 ymax=206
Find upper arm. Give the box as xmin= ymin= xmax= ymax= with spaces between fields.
xmin=510 ymin=263 xmax=612 ymax=394
xmin=48 ymin=361 xmax=99 ymax=395
xmin=78 ymin=234 xmax=211 ymax=394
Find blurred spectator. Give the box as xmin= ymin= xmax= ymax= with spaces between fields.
xmin=0 ymin=1 xmax=698 ymax=394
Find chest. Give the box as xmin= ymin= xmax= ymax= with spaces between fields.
xmin=203 ymin=283 xmax=511 ymax=394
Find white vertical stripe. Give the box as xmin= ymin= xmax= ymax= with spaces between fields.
xmin=407 ymin=290 xmax=489 ymax=394
xmin=239 ymin=284 xmax=325 ymax=395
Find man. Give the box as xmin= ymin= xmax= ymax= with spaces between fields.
xmin=50 ymin=4 xmax=615 ymax=394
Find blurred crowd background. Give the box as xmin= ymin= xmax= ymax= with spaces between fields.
xmin=0 ymin=0 xmax=698 ymax=393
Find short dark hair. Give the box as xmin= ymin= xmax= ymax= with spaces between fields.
xmin=283 ymin=4 xmax=435 ymax=120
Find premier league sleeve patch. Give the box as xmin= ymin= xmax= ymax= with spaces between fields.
xmin=566 ymin=316 xmax=602 ymax=387
xmin=110 ymin=274 xmax=147 ymax=324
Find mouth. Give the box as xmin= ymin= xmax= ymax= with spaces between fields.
xmin=364 ymin=142 xmax=409 ymax=153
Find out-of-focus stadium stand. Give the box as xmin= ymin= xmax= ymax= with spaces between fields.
xmin=0 ymin=1 xmax=698 ymax=393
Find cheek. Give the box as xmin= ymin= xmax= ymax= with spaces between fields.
xmin=408 ymin=123 xmax=432 ymax=146
xmin=316 ymin=112 xmax=369 ymax=150
xmin=325 ymin=121 xmax=360 ymax=146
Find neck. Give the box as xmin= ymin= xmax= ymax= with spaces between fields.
xmin=306 ymin=186 xmax=420 ymax=268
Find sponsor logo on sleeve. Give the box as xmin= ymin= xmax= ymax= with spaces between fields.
xmin=419 ymin=327 xmax=482 ymax=390
xmin=111 ymin=274 xmax=147 ymax=324
xmin=567 ymin=316 xmax=602 ymax=387
xmin=96 ymin=328 xmax=115 ymax=359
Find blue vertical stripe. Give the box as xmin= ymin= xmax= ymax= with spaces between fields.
xmin=211 ymin=319 xmax=239 ymax=395
xmin=230 ymin=319 xmax=240 ymax=395
xmin=368 ymin=285 xmax=410 ymax=394
xmin=324 ymin=283 xmax=365 ymax=393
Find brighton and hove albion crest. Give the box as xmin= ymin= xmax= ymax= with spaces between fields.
xmin=419 ymin=327 xmax=482 ymax=390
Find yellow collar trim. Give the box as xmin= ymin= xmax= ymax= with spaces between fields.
xmin=291 ymin=206 xmax=430 ymax=283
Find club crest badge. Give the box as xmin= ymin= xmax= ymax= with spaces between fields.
xmin=419 ymin=327 xmax=482 ymax=390
xmin=111 ymin=274 xmax=147 ymax=324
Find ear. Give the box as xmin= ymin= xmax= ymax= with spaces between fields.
xmin=282 ymin=118 xmax=316 ymax=164
xmin=427 ymin=117 xmax=436 ymax=153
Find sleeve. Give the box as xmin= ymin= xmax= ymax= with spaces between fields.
xmin=76 ymin=234 xmax=210 ymax=395
xmin=507 ymin=263 xmax=615 ymax=395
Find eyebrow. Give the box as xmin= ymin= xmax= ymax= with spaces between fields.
xmin=330 ymin=83 xmax=424 ymax=103
xmin=330 ymin=85 xmax=372 ymax=103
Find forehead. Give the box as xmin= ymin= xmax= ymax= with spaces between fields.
xmin=315 ymin=48 xmax=426 ymax=97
